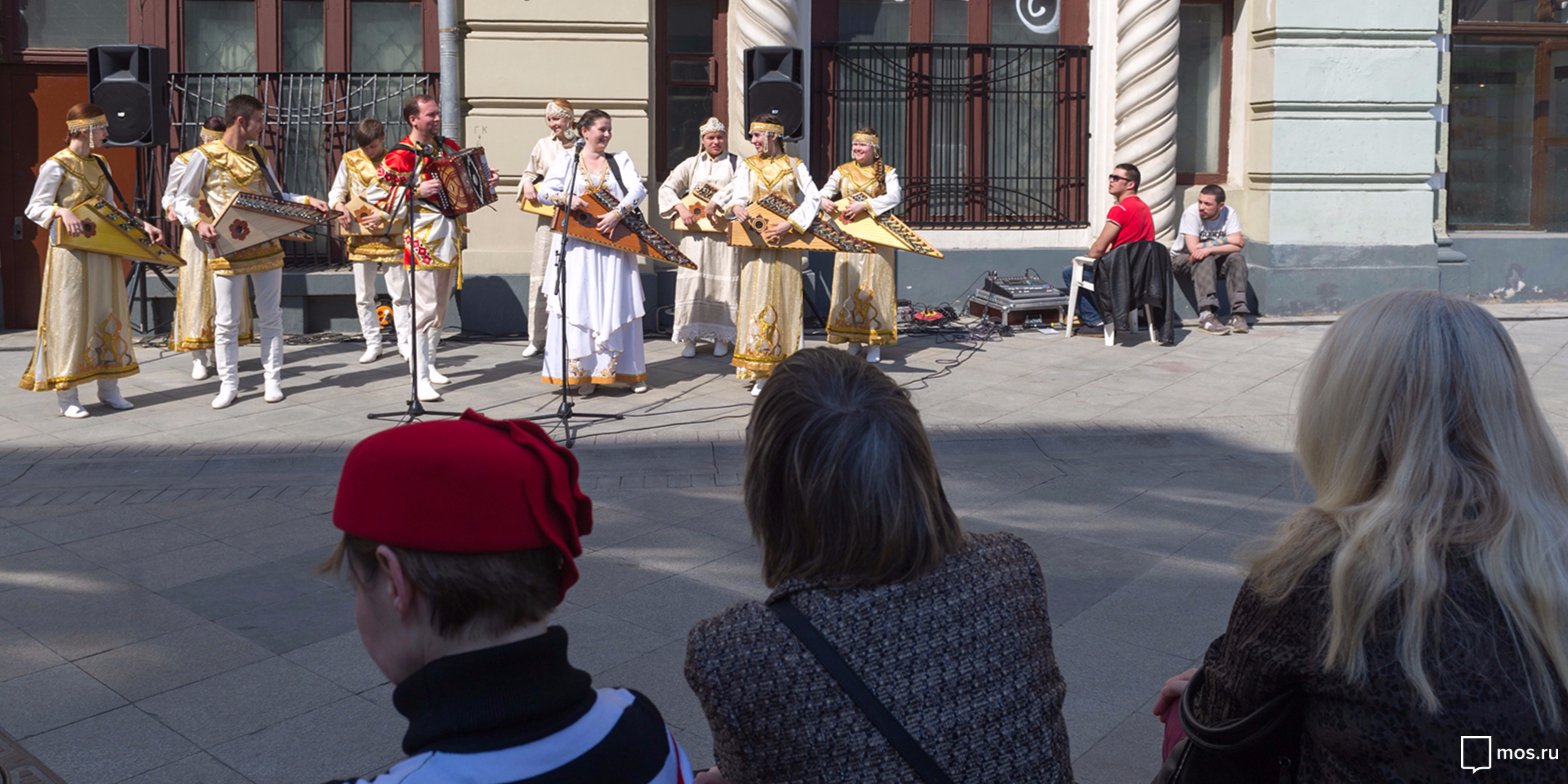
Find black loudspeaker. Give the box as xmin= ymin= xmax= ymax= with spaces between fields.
xmin=744 ymin=47 xmax=804 ymax=139
xmin=88 ymin=45 xmax=169 ymax=147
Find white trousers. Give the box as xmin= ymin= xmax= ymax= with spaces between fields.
xmin=353 ymin=262 xmax=411 ymax=349
xmin=214 ymin=268 xmax=282 ymax=387
xmin=412 ymin=267 xmax=455 ymax=335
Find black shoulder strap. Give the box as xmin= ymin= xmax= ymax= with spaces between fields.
xmin=768 ymin=597 xmax=956 ymax=784
xmin=89 ymin=156 xmax=133 ymax=214
xmin=603 ymin=152 xmax=628 ymax=194
xmin=246 ymin=145 xmax=286 ymax=199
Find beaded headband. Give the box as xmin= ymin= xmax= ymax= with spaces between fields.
xmin=200 ymin=127 xmax=223 ymax=142
xmin=67 ymin=114 xmax=109 ymax=133
xmin=852 ymin=132 xmax=880 ymax=147
xmin=750 ymin=120 xmax=785 ymax=135
xmin=544 ymin=100 xmax=574 ymax=119
xmin=699 ymin=116 xmax=726 ymax=135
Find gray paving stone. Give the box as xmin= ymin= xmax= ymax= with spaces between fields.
xmin=110 ymin=540 xmax=266 ymax=592
xmin=162 ymin=498 xmax=316 ymax=540
xmin=0 ymin=663 xmax=127 ymax=739
xmin=0 ymin=574 xmax=203 ymax=660
xmin=138 ymin=657 xmax=350 ymax=747
xmin=75 ymin=623 xmax=273 ymax=702
xmin=209 ymin=696 xmax=405 ymax=784
xmin=281 ymin=630 xmax=388 ymax=694
xmin=159 ymin=560 xmax=338 ymax=621
xmin=593 ymin=572 xmax=750 ymax=642
xmin=214 ymin=588 xmax=357 ymax=654
xmin=19 ymin=504 xmax=164 ymax=545
xmin=554 ymin=606 xmax=684 ymax=676
xmin=22 ymin=706 xmax=200 ymax=784
xmin=220 ymin=513 xmax=339 ymax=561
xmin=0 ymin=626 xmax=67 ymax=681
xmin=0 ymin=525 xmax=51 ymax=558
xmin=120 ymin=752 xmax=253 ymax=784
xmin=63 ymin=521 xmax=211 ymax=566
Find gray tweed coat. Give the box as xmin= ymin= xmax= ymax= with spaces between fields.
xmin=685 ymin=531 xmax=1074 ymax=783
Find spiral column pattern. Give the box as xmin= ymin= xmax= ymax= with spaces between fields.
xmin=1115 ymin=0 xmax=1181 ymax=239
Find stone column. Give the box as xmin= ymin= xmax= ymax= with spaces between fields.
xmin=728 ymin=0 xmax=801 ymax=151
xmin=1115 ymin=0 xmax=1181 ymax=240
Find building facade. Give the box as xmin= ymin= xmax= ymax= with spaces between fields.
xmin=0 ymin=0 xmax=1557 ymax=331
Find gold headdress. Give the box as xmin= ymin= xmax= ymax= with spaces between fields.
xmin=67 ymin=113 xmax=109 ymax=134
xmin=852 ymin=132 xmax=881 ymax=147
xmin=698 ymin=116 xmax=726 ymax=135
xmin=750 ymin=119 xmax=785 ymax=135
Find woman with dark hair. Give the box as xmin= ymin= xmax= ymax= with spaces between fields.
xmin=819 ymin=126 xmax=901 ymax=363
xmin=685 ymin=348 xmax=1074 ymax=784
xmin=21 ymin=103 xmax=162 ymax=417
xmin=536 ymin=108 xmax=650 ymax=394
xmin=1154 ymin=289 xmax=1568 ymax=781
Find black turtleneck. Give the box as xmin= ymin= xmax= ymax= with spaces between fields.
xmin=391 ymin=626 xmax=596 ymax=755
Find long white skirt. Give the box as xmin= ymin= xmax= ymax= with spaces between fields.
xmin=540 ymin=234 xmax=646 ymax=386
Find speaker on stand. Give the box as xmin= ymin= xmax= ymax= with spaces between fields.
xmin=743 ymin=47 xmax=805 ymax=139
xmin=89 ymin=45 xmax=175 ymax=336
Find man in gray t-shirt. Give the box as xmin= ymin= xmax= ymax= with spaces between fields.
xmin=1173 ymin=185 xmax=1251 ymax=335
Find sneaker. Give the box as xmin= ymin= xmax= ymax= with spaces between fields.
xmin=1228 ymin=314 xmax=1250 ymax=334
xmin=1196 ymin=312 xmax=1232 ymax=336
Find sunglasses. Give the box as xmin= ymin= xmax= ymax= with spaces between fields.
xmin=1107 ymin=174 xmax=1132 ymax=183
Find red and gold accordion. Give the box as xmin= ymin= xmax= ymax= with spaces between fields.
xmin=430 ymin=147 xmax=497 ymax=217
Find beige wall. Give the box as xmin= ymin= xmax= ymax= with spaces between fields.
xmin=460 ymin=0 xmax=654 ymax=276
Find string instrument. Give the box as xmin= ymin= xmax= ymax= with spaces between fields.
xmin=727 ymin=193 xmax=873 ymax=252
xmin=832 ymin=194 xmax=944 ymax=258
xmin=518 ymin=195 xmax=555 ymax=218
xmin=669 ymin=182 xmax=727 ymax=233
xmin=209 ymin=191 xmax=332 ymax=258
xmin=430 ymin=147 xmax=497 ymax=217
xmin=333 ymin=193 xmax=404 ymax=237
xmin=52 ymin=197 xmax=183 ymax=267
xmin=550 ymin=188 xmax=695 ymax=269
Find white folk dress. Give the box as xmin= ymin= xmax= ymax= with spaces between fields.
xmin=657 ymin=151 xmax=741 ymax=345
xmin=162 ymin=146 xmax=252 ymax=352
xmin=537 ymin=151 xmax=649 ymax=387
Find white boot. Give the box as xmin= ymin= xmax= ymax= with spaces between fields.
xmin=521 ymin=344 xmax=540 ymax=358
xmin=97 ymin=379 xmax=134 ymax=410
xmin=713 ymin=340 xmax=730 ymax=358
xmin=750 ymin=378 xmax=766 ymax=398
xmin=865 ymin=345 xmax=882 ymax=364
xmin=358 ymin=303 xmax=382 ymax=364
xmin=261 ymin=331 xmax=285 ymax=403
xmin=191 ymin=351 xmax=211 ymax=380
xmin=680 ymin=339 xmax=697 ymax=358
xmin=212 ymin=338 xmax=239 ymax=409
xmin=426 ymin=332 xmax=450 ymax=385
xmin=845 ymin=341 xmax=862 ymax=356
xmin=415 ymin=337 xmax=443 ymax=402
xmin=57 ymin=388 xmax=89 ymax=418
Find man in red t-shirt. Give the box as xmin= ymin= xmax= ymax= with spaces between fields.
xmin=1062 ymin=162 xmax=1154 ymax=334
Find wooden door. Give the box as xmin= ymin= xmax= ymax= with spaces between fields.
xmin=2 ymin=66 xmax=137 ymax=329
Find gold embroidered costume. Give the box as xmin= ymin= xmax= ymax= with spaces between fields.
xmin=821 ymin=161 xmax=903 ymax=347
xmin=163 ymin=146 xmax=253 ymax=353
xmin=724 ymin=153 xmax=821 ymax=380
xmin=19 ymin=150 xmax=139 ymax=391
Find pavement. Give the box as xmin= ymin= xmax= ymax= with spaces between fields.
xmin=2 ymin=302 xmax=1567 ymax=784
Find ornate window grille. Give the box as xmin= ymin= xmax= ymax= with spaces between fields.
xmin=813 ymin=43 xmax=1090 ymax=229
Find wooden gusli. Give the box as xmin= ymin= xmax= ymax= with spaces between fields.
xmin=669 ymin=182 xmax=726 ymax=233
xmin=52 ymin=197 xmax=183 ymax=267
xmin=833 ymin=194 xmax=944 ymax=258
xmin=333 ymin=193 xmax=404 ymax=237
xmin=210 ymin=191 xmax=331 ymax=258
xmin=519 ymin=197 xmax=555 ymax=218
xmin=727 ymin=193 xmax=873 ymax=253
xmin=550 ymin=188 xmax=696 ymax=269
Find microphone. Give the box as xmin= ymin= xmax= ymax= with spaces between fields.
xmin=574 ymin=137 xmax=586 ymax=152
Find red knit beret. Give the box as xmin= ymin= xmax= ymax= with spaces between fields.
xmin=332 ymin=409 xmax=593 ymax=597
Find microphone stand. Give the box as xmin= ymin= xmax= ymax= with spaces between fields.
xmin=527 ymin=139 xmax=623 ymax=447
xmin=369 ymin=141 xmax=460 ymax=424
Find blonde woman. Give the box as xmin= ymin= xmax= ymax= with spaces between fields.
xmin=519 ymin=99 xmax=577 ymax=358
xmin=1154 ymin=289 xmax=1568 ymax=780
xmin=819 ymin=126 xmax=900 ymax=363
xmin=21 ymin=103 xmax=158 ymax=417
